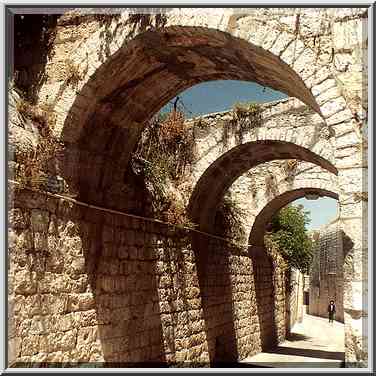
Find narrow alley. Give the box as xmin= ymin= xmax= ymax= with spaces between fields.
xmin=241 ymin=312 xmax=345 ymax=368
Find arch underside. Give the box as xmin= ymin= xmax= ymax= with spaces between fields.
xmin=61 ymin=26 xmax=321 ymax=206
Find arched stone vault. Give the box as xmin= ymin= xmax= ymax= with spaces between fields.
xmin=36 ymin=9 xmax=354 ymax=207
xmin=187 ymin=97 xmax=337 ymax=192
xmin=54 ymin=23 xmax=326 ymax=205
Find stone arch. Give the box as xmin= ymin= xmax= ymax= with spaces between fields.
xmin=39 ymin=14 xmax=351 ymax=207
xmin=189 ymin=140 xmax=338 ymax=233
xmin=221 ymin=159 xmax=339 ymax=244
xmin=43 ymin=9 xmax=354 ymax=147
xmin=189 ymin=97 xmax=337 ymax=188
xmin=249 ymin=187 xmax=339 ymax=247
xmin=60 ymin=24 xmax=320 ymax=145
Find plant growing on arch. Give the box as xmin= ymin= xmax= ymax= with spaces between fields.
xmin=265 ymin=204 xmax=313 ymax=273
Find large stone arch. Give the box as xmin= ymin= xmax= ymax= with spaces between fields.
xmin=188 ymin=97 xmax=337 ymax=189
xmin=220 ymin=159 xmax=340 ymax=245
xmin=9 ymin=8 xmax=367 ymax=366
xmin=35 ymin=9 xmax=353 ymax=208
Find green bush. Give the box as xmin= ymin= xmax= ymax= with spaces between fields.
xmin=266 ymin=204 xmax=313 ymax=273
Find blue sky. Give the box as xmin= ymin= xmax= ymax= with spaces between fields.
xmin=160 ymin=80 xmax=338 ymax=230
xmin=161 ymin=80 xmax=286 ymax=116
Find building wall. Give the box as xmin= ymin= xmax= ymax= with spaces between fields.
xmin=309 ymin=220 xmax=344 ymax=323
xmin=289 ymin=269 xmax=305 ymax=328
xmin=8 ymin=188 xmax=289 ymax=366
xmin=8 ymin=7 xmax=367 ymax=365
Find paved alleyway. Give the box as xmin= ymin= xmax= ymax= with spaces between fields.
xmin=241 ymin=311 xmax=345 ymax=368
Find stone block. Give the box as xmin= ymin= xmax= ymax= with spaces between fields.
xmin=102 ymin=225 xmax=114 ymax=243
xmin=77 ymin=326 xmax=98 ymax=346
xmin=128 ymin=246 xmax=138 ymax=260
xmin=30 ymin=209 xmax=50 ymax=234
xmin=333 ymin=18 xmax=367 ymax=51
xmin=14 ymin=270 xmax=37 ymax=295
xmin=118 ymin=244 xmax=129 ymax=259
xmin=8 ymin=337 xmax=22 ymax=365
xmin=21 ymin=335 xmax=40 ymax=356
xmin=15 ymin=230 xmax=33 ymax=252
xmin=67 ymin=292 xmax=95 ymax=312
xmin=9 ymin=209 xmax=28 ymax=230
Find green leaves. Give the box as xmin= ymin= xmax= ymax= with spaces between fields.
xmin=267 ymin=205 xmax=313 ymax=273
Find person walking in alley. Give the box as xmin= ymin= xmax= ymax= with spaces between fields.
xmin=328 ymin=300 xmax=336 ymax=323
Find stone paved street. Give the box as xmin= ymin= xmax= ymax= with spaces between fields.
xmin=241 ymin=311 xmax=345 ymax=368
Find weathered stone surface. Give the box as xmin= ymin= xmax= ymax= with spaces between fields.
xmin=9 ymin=209 xmax=28 ymax=230
xmin=8 ymin=7 xmax=367 ymax=367
xmin=14 ymin=270 xmax=38 ymax=295
xmin=30 ymin=210 xmax=49 ymax=234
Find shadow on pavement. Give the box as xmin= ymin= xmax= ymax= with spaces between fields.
xmin=265 ymin=346 xmax=345 ymax=361
xmin=286 ymin=332 xmax=312 ymax=341
xmin=239 ymin=361 xmax=345 ymax=368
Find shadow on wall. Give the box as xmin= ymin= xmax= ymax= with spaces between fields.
xmin=80 ymin=208 xmax=167 ymax=366
xmin=192 ymin=233 xmax=239 ymax=365
xmin=249 ymin=246 xmax=279 ymax=351
xmin=192 ymin=235 xmax=282 ymax=366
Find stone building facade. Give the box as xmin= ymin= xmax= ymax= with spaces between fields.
xmin=8 ymin=7 xmax=368 ymax=367
xmin=309 ymin=219 xmax=345 ymax=323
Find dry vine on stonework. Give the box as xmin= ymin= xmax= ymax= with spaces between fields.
xmin=284 ymin=159 xmax=298 ymax=181
xmin=131 ymin=110 xmax=196 ymax=228
xmin=223 ymin=102 xmax=262 ymax=147
xmin=214 ymin=195 xmax=247 ymax=246
xmin=65 ymin=59 xmax=82 ymax=90
xmin=14 ymin=94 xmax=63 ymax=192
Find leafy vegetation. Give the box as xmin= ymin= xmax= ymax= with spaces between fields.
xmin=265 ymin=204 xmax=313 ymax=273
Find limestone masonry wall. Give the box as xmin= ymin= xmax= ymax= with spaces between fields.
xmin=309 ymin=220 xmax=344 ymax=323
xmin=288 ymin=269 xmax=304 ymax=328
xmin=8 ymin=187 xmax=286 ymax=366
xmin=8 ymin=7 xmax=368 ymax=366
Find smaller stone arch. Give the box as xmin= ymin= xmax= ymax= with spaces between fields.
xmin=220 ymin=159 xmax=339 ymax=245
xmin=189 ymin=140 xmax=338 ymax=233
xmin=189 ymin=98 xmax=337 ymax=189
xmin=249 ymin=188 xmax=339 ymax=247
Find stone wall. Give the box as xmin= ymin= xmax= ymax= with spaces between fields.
xmin=309 ymin=219 xmax=344 ymax=323
xmin=288 ymin=269 xmax=304 ymax=328
xmin=8 ymin=7 xmax=368 ymax=366
xmin=8 ymin=186 xmax=287 ymax=367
